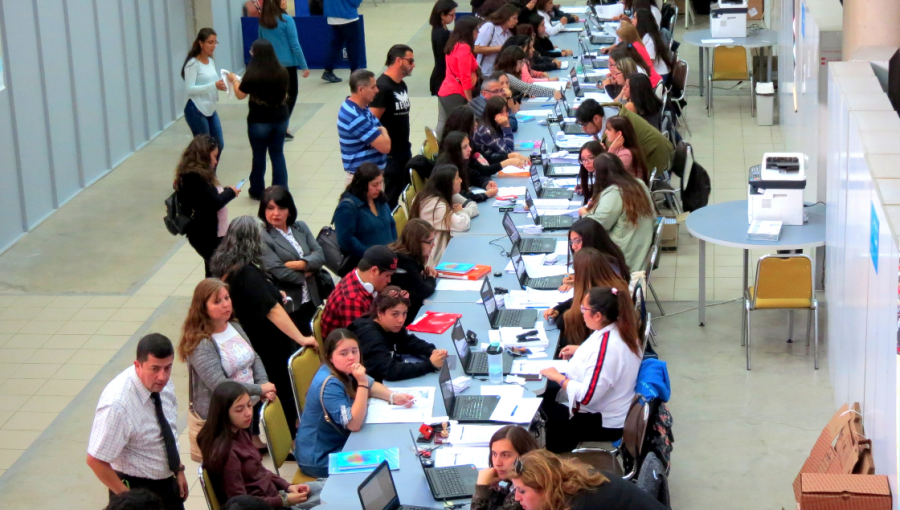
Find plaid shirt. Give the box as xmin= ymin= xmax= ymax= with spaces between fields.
xmin=320 ymin=271 xmax=374 ymax=340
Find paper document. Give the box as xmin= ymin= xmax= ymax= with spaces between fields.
xmin=480 ymin=385 xmax=525 ymax=400
xmin=490 ymin=397 xmax=542 ymax=423
xmin=497 ymin=186 xmax=527 ymax=196
xmin=550 ymin=165 xmax=580 ymax=175
xmin=449 ymin=425 xmax=507 ymax=446
xmin=489 ymin=321 xmax=551 ymax=348
xmin=505 ymin=256 xmax=569 ymax=278
xmin=532 ymin=198 xmax=570 ymax=209
xmin=511 ymin=360 xmax=570 ymax=375
xmin=500 ymin=166 xmax=529 ymax=175
xmin=559 ymin=6 xmax=588 ymax=13
xmin=560 ymin=27 xmax=584 ymax=32
xmin=436 ymin=279 xmax=484 ymax=291
xmin=594 ymin=4 xmax=624 ymax=17
xmin=516 ymin=109 xmax=555 ymax=117
xmin=434 ymin=447 xmax=490 ymax=469
xmin=583 ymin=92 xmax=613 ymax=102
xmin=506 ymin=289 xmax=573 ymax=310
xmin=365 ymin=387 xmax=435 ymax=424
xmin=220 ymin=69 xmax=236 ymax=99
xmin=701 ymin=38 xmax=735 ymax=44
xmin=559 ymin=61 xmax=569 ymax=70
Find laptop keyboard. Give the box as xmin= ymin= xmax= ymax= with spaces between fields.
xmin=499 ymin=309 xmax=524 ymax=327
xmin=456 ymin=397 xmax=485 ymax=420
xmin=542 ymin=216 xmax=569 ymax=229
xmin=591 ymin=60 xmax=607 ymax=69
xmin=528 ymin=277 xmax=556 ymax=288
xmin=562 ymin=124 xmax=585 ymax=135
xmin=521 ymin=238 xmax=551 ymax=252
xmin=542 ymin=189 xmax=571 ymax=199
xmin=470 ymin=353 xmax=488 ymax=373
xmin=434 ymin=467 xmax=468 ymax=496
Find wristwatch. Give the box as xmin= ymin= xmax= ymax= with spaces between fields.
xmin=178 ymin=464 xmax=186 ymax=473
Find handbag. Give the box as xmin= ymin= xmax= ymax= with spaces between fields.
xmin=187 ymin=367 xmax=206 ymax=462
xmin=315 ymin=270 xmax=336 ymax=300
xmin=316 ymin=198 xmax=357 ymax=275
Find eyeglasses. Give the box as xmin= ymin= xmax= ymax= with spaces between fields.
xmin=579 ymin=157 xmax=593 ymax=164
xmin=513 ymin=457 xmax=525 ymax=475
xmin=422 ymin=237 xmax=436 ymax=245
xmin=485 ymin=89 xmax=505 ymax=95
xmin=569 ymin=237 xmax=583 ymax=246
xmin=580 ymin=305 xmax=594 ymax=314
xmin=401 ymin=57 xmax=415 ymax=64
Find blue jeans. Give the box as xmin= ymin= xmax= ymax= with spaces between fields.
xmin=184 ymin=100 xmax=224 ymax=156
xmin=326 ymin=20 xmax=361 ymax=73
xmin=247 ymin=119 xmax=289 ymax=197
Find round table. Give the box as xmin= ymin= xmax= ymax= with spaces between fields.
xmin=684 ymin=200 xmax=825 ymax=326
xmin=682 ymin=28 xmax=779 ymax=97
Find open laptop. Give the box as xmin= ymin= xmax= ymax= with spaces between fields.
xmin=438 ymin=363 xmax=501 ymax=422
xmin=481 ymin=277 xmax=537 ymax=329
xmin=524 ymin=189 xmax=574 ymax=230
xmin=555 ymin=100 xmax=586 ymax=135
xmin=570 ymin=75 xmax=585 ymax=99
xmin=509 ymin=244 xmax=565 ymax=290
xmin=451 ymin=319 xmax=513 ymax=375
xmin=545 ymin=121 xmax=582 ymax=153
xmin=503 ymin=211 xmax=556 ymax=254
xmin=358 ymin=460 xmax=435 ymax=510
xmin=530 ymin=165 xmax=574 ymax=199
xmin=543 ymin=158 xmax=581 ymax=179
xmin=407 ymin=433 xmax=479 ymax=500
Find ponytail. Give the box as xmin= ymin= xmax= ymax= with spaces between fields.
xmin=586 ymin=285 xmax=640 ymax=355
xmin=181 ymin=28 xmax=217 ymax=79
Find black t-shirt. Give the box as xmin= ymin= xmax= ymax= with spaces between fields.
xmin=568 ymin=476 xmax=668 ymax=510
xmin=239 ymin=73 xmax=289 ymax=124
xmin=371 ymin=74 xmax=411 ymax=158
xmin=226 ymin=264 xmax=295 ymax=364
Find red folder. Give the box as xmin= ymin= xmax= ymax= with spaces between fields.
xmin=406 ymin=311 xmax=463 ymax=334
xmin=437 ymin=265 xmax=492 ymax=280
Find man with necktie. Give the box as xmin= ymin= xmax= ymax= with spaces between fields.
xmin=87 ymin=334 xmax=187 ymax=510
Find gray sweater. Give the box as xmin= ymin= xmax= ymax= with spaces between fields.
xmin=187 ymin=322 xmax=270 ymax=419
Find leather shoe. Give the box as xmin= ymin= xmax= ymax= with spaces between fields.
xmin=321 ymin=71 xmax=342 ymax=83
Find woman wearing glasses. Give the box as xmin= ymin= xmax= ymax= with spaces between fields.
xmin=576 ymin=141 xmax=604 ymax=203
xmin=387 ymin=219 xmax=439 ymax=324
xmin=181 ymin=29 xmax=227 ymax=157
xmin=471 ymin=425 xmax=539 ymax=510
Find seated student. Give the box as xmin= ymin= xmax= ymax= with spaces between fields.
xmin=320 ymin=245 xmax=405 ymax=339
xmin=624 ymin=74 xmax=663 ymax=130
xmin=602 ymin=56 xmax=638 ymax=103
xmin=509 ymin=450 xmax=667 ymax=510
xmin=333 ymin=163 xmax=397 ymax=275
xmin=503 ymin=33 xmax=556 ymax=79
xmin=613 ymin=0 xmax=662 ymax=26
xmin=615 ymin=22 xmax=661 ymax=87
xmin=530 ymin=15 xmax=573 ymax=60
xmin=442 ymin=106 xmax=527 ymax=170
xmin=494 ymin=47 xmax=563 ymax=100
xmin=388 ymin=219 xmax=439 ymax=323
xmin=545 ymin=248 xmax=629 ymax=354
xmin=575 ymin=98 xmax=674 ymax=177
xmin=348 ymin=285 xmax=448 ymax=381
xmin=563 ymin=218 xmax=631 ymax=282
xmin=576 ymin=141 xmax=604 ymax=202
xmin=634 ymin=8 xmax=671 ymax=82
xmin=409 ymin=164 xmax=479 ymax=266
xmin=472 ymin=97 xmax=515 ymax=160
xmin=603 ymin=116 xmax=650 ymax=185
xmin=470 ymin=78 xmax=520 ymax=133
xmin=578 ymin=154 xmax=654 ymax=273
xmin=539 ymin=285 xmax=642 ymax=452
xmin=472 ymin=425 xmax=539 ymax=510
xmin=199 ymin=381 xmax=323 ymax=509
xmin=517 ymin=26 xmax=562 ymax=74
xmin=296 ymin=329 xmax=415 ymax=478
xmin=437 ymin=130 xmax=499 ymax=203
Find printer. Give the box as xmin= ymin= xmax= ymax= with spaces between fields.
xmin=710 ymin=0 xmax=748 ymax=39
xmin=748 ymin=153 xmax=806 ymax=226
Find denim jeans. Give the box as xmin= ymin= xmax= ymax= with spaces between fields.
xmin=325 ymin=20 xmax=361 ymax=73
xmin=183 ymin=100 xmax=224 ymax=156
xmin=247 ymin=119 xmax=289 ymax=197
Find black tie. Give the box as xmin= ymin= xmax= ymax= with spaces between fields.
xmin=150 ymin=392 xmax=181 ymax=476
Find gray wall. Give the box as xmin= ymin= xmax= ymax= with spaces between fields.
xmin=0 ymin=0 xmax=193 ymax=253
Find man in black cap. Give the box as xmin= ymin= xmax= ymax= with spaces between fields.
xmin=319 ymin=245 xmax=406 ymax=339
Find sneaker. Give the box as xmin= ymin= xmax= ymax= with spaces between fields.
xmin=321 ymin=71 xmax=342 ymax=83
xmin=285 ymin=131 xmax=294 ymax=140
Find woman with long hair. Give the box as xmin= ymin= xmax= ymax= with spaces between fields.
xmin=564 ymin=217 xmax=631 ymax=278
xmin=199 ymin=382 xmax=323 ymax=508
xmin=295 ymin=329 xmax=415 ymax=478
xmin=509 ymin=450 xmax=666 ymax=509
xmin=388 ymin=219 xmax=439 ymax=322
xmin=437 ymin=15 xmax=482 ymax=135
xmin=175 ymin=135 xmax=240 ymax=277
xmin=441 ymin=105 xmax=527 ymax=169
xmin=181 ymin=28 xmax=227 ymax=155
xmin=579 ymin=153 xmax=655 ymax=278
xmin=539 ymin=285 xmax=642 ymax=452
xmin=227 ymin=39 xmax=289 ymax=199
xmin=494 ymin=46 xmax=561 ymax=99
xmin=576 ymin=141 xmax=604 ymax=203
xmin=531 ymin=8 xmax=573 ymax=59
xmin=603 ymin=116 xmax=650 ymax=184
xmin=179 ymin=278 xmax=275 ymax=455
xmin=603 ymin=56 xmax=638 ymax=103
xmin=503 ymin=34 xmax=554 ymax=80
xmin=473 ymin=96 xmax=514 ymax=160
xmin=634 ymin=8 xmax=671 ymax=80
xmin=624 ymin=73 xmax=663 ymax=129
xmin=474 ymin=3 xmax=520 ymax=75
xmin=348 ymin=286 xmax=448 ymax=382
xmin=333 ymin=163 xmax=397 ymax=275
xmin=409 ymin=164 xmax=479 ymax=266
xmin=472 ymin=425 xmax=539 ymax=510
xmin=258 ymin=0 xmax=309 ymax=140
xmin=436 ymin=130 xmax=498 ymax=202
xmin=210 ymin=215 xmax=317 ymax=436
xmin=429 ymin=0 xmax=458 ymax=97
xmin=615 ymin=22 xmax=661 ymax=87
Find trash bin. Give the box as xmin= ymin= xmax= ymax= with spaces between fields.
xmin=756 ymin=82 xmax=775 ymax=126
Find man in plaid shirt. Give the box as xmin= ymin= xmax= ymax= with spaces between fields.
xmin=321 ymin=245 xmax=406 ymax=339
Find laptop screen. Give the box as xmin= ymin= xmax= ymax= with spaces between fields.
xmin=524 ymin=190 xmax=539 ymax=224
xmin=480 ymin=278 xmax=500 ymax=322
xmin=438 ymin=363 xmax=456 ymax=414
xmin=358 ymin=461 xmax=399 ymax=510
xmin=529 ymin=165 xmax=543 ymax=194
xmin=451 ymin=319 xmax=470 ymax=360
xmin=502 ymin=212 xmax=521 ymax=246
xmin=540 ymin=137 xmax=547 ymax=159
xmin=509 ymin=244 xmax=527 ymax=283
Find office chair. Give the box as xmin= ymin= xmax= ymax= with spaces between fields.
xmin=199 ymin=464 xmax=221 ymax=510
xmin=708 ymin=45 xmax=753 ymax=117
xmin=392 ymin=204 xmax=408 ymax=233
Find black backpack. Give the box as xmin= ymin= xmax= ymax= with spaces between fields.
xmin=163 ymin=191 xmax=191 ymax=236
xmin=670 ymin=141 xmax=711 ymax=212
xmin=659 ymin=2 xmax=676 ymax=32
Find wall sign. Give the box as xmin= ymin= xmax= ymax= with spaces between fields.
xmin=870 ymin=202 xmax=879 ymax=273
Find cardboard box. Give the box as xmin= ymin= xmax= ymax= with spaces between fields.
xmin=800 ymin=474 xmax=891 ymax=510
xmin=747 ymin=0 xmax=763 ymax=20
xmin=793 ymin=404 xmax=865 ymax=504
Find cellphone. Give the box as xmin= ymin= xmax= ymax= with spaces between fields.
xmin=236 ymin=178 xmax=248 ymax=189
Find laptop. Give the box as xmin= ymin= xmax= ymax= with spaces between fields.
xmin=407 ymin=433 xmax=479 ymax=500
xmin=503 ymin=211 xmax=556 ymax=254
xmin=480 ymin=277 xmax=537 ymax=329
xmin=543 ymin=158 xmax=581 ymax=178
xmin=358 ymin=460 xmax=435 ymax=510
xmin=530 ymin=165 xmax=574 ymax=200
xmin=545 ymin=121 xmax=581 ymax=153
xmin=570 ymin=75 xmax=585 ymax=99
xmin=509 ymin=244 xmax=565 ymax=290
xmin=451 ymin=319 xmax=514 ymax=375
xmin=438 ymin=363 xmax=501 ymax=422
xmin=524 ymin=189 xmax=574 ymax=230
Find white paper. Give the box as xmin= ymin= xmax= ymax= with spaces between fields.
xmin=436 ymin=279 xmax=484 ymax=291
xmin=511 ymin=360 xmax=570 ymax=375
xmin=506 ymin=289 xmax=573 ymax=310
xmin=515 ymin=109 xmax=555 ymax=117
xmin=531 ymin=198 xmax=570 ymax=210
xmin=497 ymin=186 xmax=527 ymax=196
xmin=594 ymin=4 xmax=624 ymax=17
xmin=500 ymin=166 xmax=528 ymax=175
xmin=220 ymin=69 xmax=236 ymax=99
xmin=365 ymin=387 xmax=435 ymax=424
xmin=553 ymin=178 xmax=578 ymax=187
xmin=480 ymin=385 xmax=525 ymax=400
xmin=489 ymin=397 xmax=542 ymax=423
xmin=560 ymin=26 xmax=584 ymax=32
xmin=448 ymin=424 xmax=507 ymax=446
xmin=549 ymin=165 xmax=580 ymax=176
xmin=701 ymin=38 xmax=735 ymax=44
xmin=523 ymin=97 xmax=553 ymax=104
xmin=505 ymin=374 xmax=527 ymax=385
xmin=528 ymin=351 xmax=549 ymax=359
xmin=583 ymin=92 xmax=613 ymax=102
xmin=489 ymin=322 xmax=551 ymax=348
xmin=434 ymin=447 xmax=491 ymax=469
xmin=559 ymin=61 xmax=569 ymax=70
xmin=559 ymin=6 xmax=588 ymax=14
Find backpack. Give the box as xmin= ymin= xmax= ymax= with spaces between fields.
xmin=670 ymin=141 xmax=711 ymax=212
xmin=163 ymin=191 xmax=191 ymax=236
xmin=316 ymin=198 xmax=358 ymax=275
xmin=659 ymin=2 xmax=676 ymax=32
xmin=308 ymin=0 xmax=323 ymax=15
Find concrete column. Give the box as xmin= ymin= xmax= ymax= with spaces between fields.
xmin=842 ymin=0 xmax=900 ymax=60
xmin=192 ymin=0 xmax=214 ymax=35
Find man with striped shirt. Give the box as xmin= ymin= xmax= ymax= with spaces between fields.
xmin=337 ymin=69 xmax=391 ymax=182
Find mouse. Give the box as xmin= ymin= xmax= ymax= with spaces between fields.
xmin=544 ymin=253 xmax=558 ymax=264
xmin=493 ymin=271 xmax=503 ymax=277
xmin=495 ymin=287 xmax=509 ymax=294
xmin=421 ymin=458 xmax=434 ymax=468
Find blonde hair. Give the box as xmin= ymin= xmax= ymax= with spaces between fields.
xmin=616 ymin=21 xmax=641 ymax=45
xmin=178 ymin=278 xmax=229 ymax=361
xmin=510 ymin=450 xmax=608 ymax=510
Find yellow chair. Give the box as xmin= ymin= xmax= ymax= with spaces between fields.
xmin=288 ymin=346 xmax=321 ymax=417
xmin=410 ymin=169 xmax=425 ymax=194
xmin=198 ymin=464 xmax=220 ymax=510
xmin=392 ymin=204 xmax=408 ymax=234
xmin=707 ymin=45 xmax=753 ymax=117
xmin=260 ymin=397 xmax=294 ymax=477
xmin=742 ymin=254 xmax=819 ymax=370
xmin=423 ymin=127 xmax=439 ymax=160
xmin=312 ymin=303 xmax=325 ymax=349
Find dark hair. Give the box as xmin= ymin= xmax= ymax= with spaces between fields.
xmin=106 ymin=489 xmax=165 ymax=510
xmin=575 ymin=98 xmax=605 ymax=124
xmin=181 ymin=28 xmax=217 ymax=79
xmin=429 ymin=0 xmax=459 ymax=27
xmin=344 ymin=163 xmax=386 ymax=203
xmin=564 ymin=248 xmax=628 ymax=345
xmin=494 ymin=46 xmax=527 ymax=75
xmin=591 ymin=153 xmax=653 ymax=226
xmin=322 ymin=329 xmax=362 ymax=398
xmin=349 ymin=69 xmax=376 ymax=94
xmin=534 ymin=0 xmax=553 ymax=13
xmin=610 ymin=44 xmax=651 ymax=75
xmin=445 ymin=15 xmax=482 ymax=54
xmin=627 ymin=73 xmax=662 ymax=119
xmin=368 ymin=285 xmax=411 ymax=318
xmin=223 ymin=495 xmax=273 ymax=510
xmin=577 ymin=140 xmax=605 ymax=205
xmin=436 ymin=131 xmax=472 ymax=190
xmin=486 ymin=3 xmax=520 ymax=25
xmin=632 ymin=0 xmax=657 ymax=13
xmin=385 ymin=44 xmax=413 ymax=67
xmin=136 ymin=333 xmax=174 ymax=362
xmin=635 ymin=8 xmax=671 ymax=67
xmin=198 ymin=381 xmax=250 ymax=473
xmin=242 ymin=39 xmax=288 ymax=107
xmin=258 ymin=186 xmax=298 ymax=228
xmin=441 ymin=105 xmax=476 ymax=140
xmin=409 ymin=164 xmax=458 ymax=229
xmin=174 ymin=134 xmax=219 ymax=188
xmin=388 ymin=218 xmax=436 ymax=266
xmin=500 ymin=34 xmax=530 ymax=53
xmin=568 ymin=218 xmax=630 ymax=277
xmin=514 ymin=23 xmax=535 ymax=38
xmin=488 ymin=425 xmax=539 ymax=470
xmin=481 ymin=96 xmax=509 ymax=137
xmin=585 ymin=286 xmax=641 ymax=355
xmin=604 ymin=116 xmax=650 ymax=185
xmin=259 ymin=0 xmax=287 ymax=29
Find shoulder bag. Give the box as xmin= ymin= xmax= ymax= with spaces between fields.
xmin=164 ymin=191 xmax=191 ymax=236
xmin=319 ymin=375 xmax=352 ymax=437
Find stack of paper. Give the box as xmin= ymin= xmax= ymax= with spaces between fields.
xmin=434 ymin=447 xmax=490 ymax=469
xmin=515 ymin=109 xmax=555 ymax=118
xmin=511 ymin=360 xmax=570 ymax=375
xmin=489 ymin=397 xmax=542 ymax=423
xmin=549 ymin=165 xmax=580 ymax=176
xmin=448 ymin=425 xmax=507 ymax=446
xmin=583 ymin=91 xmax=613 ymax=102
xmin=505 ymin=288 xmax=574 ymax=309
xmin=435 ymin=279 xmax=484 ymax=291
xmin=748 ymin=220 xmax=783 ymax=241
xmin=452 ymin=376 xmax=471 ymax=393
xmin=489 ymin=321 xmax=551 ymax=348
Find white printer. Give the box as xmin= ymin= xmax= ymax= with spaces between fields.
xmin=710 ymin=0 xmax=748 ymax=39
xmin=748 ymin=153 xmax=807 ymax=226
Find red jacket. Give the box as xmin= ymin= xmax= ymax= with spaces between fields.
xmin=632 ymin=41 xmax=662 ymax=88
xmin=438 ymin=43 xmax=479 ymax=98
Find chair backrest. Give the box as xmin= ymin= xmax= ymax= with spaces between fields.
xmin=622 ymin=397 xmax=650 ymax=462
xmin=410 ymin=169 xmax=425 ymax=194
xmin=312 ymin=303 xmax=325 ymax=348
xmin=399 ymin=184 xmax=411 ymax=213
xmin=199 ymin=464 xmax=220 ymax=510
xmin=393 ymin=204 xmax=408 ymax=233
xmin=423 ymin=127 xmax=439 ymax=161
xmin=653 ymin=81 xmax=664 ymax=100
xmin=659 ymin=115 xmax=672 ymax=143
xmin=712 ymin=46 xmax=748 ymax=81
xmin=260 ymin=397 xmax=293 ymax=475
xmin=670 ymin=60 xmax=688 ymax=101
xmin=644 ymin=219 xmax=664 ymax=277
xmin=752 ymin=254 xmax=814 ymax=306
xmin=288 ymin=346 xmax=321 ymax=416
xmin=681 ymin=143 xmax=694 ymax=190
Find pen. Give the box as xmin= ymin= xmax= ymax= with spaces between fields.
xmin=511 ymin=405 xmax=519 ymax=416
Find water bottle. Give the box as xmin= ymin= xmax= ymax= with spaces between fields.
xmin=487 ymin=340 xmax=503 ymax=384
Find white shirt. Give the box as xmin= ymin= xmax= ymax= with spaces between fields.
xmin=183 ymin=57 xmax=219 ymax=116
xmin=212 ymin=323 xmax=256 ymax=384
xmin=327 ymin=16 xmax=359 ymax=25
xmin=537 ymin=10 xmax=564 ymax=37
xmin=642 ymin=34 xmax=670 ymax=75
xmin=277 ymin=227 xmax=310 ymax=303
xmin=88 ymin=366 xmax=179 ymax=480
xmin=475 ymin=23 xmax=510 ymax=76
xmin=558 ymin=323 xmax=641 ymax=428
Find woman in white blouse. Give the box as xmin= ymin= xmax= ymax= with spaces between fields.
xmin=181 ymin=28 xmax=227 ymax=158
xmin=539 ymin=285 xmax=642 ymax=453
xmin=408 ymin=164 xmax=479 ymax=266
xmin=634 ymin=9 xmax=672 ymax=81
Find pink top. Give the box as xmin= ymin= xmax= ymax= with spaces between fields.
xmin=519 ymin=62 xmax=544 ymax=84
xmin=609 ymin=146 xmax=635 ymax=178
xmin=632 ymin=41 xmax=662 ymax=88
xmin=438 ymin=43 xmax=479 ymax=98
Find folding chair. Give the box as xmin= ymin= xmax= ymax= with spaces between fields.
xmin=410 ymin=169 xmax=426 ymax=194
xmin=669 ymin=60 xmax=691 ymax=136
xmin=311 ymin=303 xmax=325 ymax=347
xmin=708 ymin=46 xmax=753 ymax=117
xmin=743 ymin=254 xmax=819 ymax=370
xmin=398 ymin=184 xmax=410 ymax=214
xmin=643 ymin=219 xmax=665 ymax=316
xmin=423 ymin=127 xmax=439 ymax=160
xmin=392 ymin=204 xmax=408 ymax=233
xmin=561 ymin=397 xmax=650 ymax=480
xmin=288 ymin=346 xmax=321 ymax=417
xmin=260 ymin=398 xmax=293 ymax=477
xmin=198 ymin=464 xmax=220 ymax=510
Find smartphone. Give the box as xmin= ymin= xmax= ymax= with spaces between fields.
xmin=236 ymin=178 xmax=248 ymax=189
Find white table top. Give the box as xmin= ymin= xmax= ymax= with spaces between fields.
xmin=682 ymin=28 xmax=779 ymax=49
xmin=685 ymin=200 xmax=826 ymax=250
